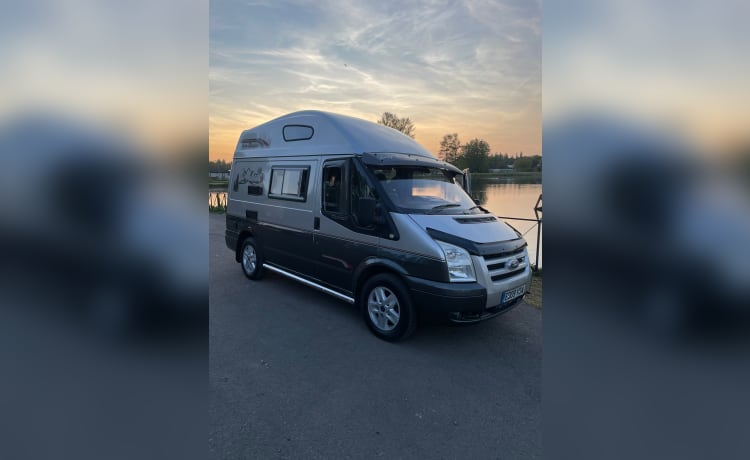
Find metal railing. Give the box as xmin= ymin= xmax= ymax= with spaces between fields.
xmin=494 ymin=193 xmax=542 ymax=271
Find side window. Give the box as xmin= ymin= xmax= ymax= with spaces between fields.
xmin=283 ymin=125 xmax=314 ymax=142
xmin=321 ymin=159 xmax=391 ymax=236
xmin=350 ymin=163 xmax=377 ymax=223
xmin=322 ymin=163 xmax=347 ymax=215
xmin=268 ymin=166 xmax=309 ymax=201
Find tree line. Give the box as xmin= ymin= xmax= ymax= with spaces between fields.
xmin=209 ymin=112 xmax=540 ymax=174
xmin=209 ymin=159 xmax=231 ymax=173
xmin=378 ymin=112 xmax=541 ymax=173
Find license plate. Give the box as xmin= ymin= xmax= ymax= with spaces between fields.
xmin=501 ymin=284 xmax=526 ymax=304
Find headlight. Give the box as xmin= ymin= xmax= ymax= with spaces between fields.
xmin=435 ymin=240 xmax=476 ymax=282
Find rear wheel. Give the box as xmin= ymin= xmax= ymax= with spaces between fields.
xmin=361 ymin=274 xmax=416 ymax=341
xmin=240 ymin=238 xmax=264 ymax=280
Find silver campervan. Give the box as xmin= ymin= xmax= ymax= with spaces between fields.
xmin=225 ymin=111 xmax=531 ymax=341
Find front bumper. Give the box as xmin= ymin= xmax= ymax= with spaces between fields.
xmin=404 ymin=252 xmax=532 ymax=323
xmin=404 ymin=276 xmax=525 ymax=323
xmin=447 ymin=296 xmax=524 ymax=323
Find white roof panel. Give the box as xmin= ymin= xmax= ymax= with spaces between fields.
xmin=233 ymin=110 xmax=436 ymax=160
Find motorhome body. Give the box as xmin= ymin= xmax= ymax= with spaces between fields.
xmin=225 ymin=110 xmax=531 ymax=341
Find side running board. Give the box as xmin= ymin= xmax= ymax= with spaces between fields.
xmin=263 ymin=264 xmax=355 ymax=304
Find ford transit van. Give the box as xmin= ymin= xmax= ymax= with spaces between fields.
xmin=225 ymin=111 xmax=531 ymax=341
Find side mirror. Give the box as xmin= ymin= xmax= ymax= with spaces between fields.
xmin=473 ymin=198 xmax=481 ymax=205
xmin=356 ymin=197 xmax=377 ymax=227
xmin=462 ymin=168 xmax=471 ymax=194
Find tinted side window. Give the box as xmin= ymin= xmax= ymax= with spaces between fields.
xmin=283 ymin=125 xmax=314 ymax=142
xmin=350 ymin=164 xmax=377 ymax=223
xmin=321 ymin=159 xmax=396 ymax=239
xmin=322 ymin=164 xmax=347 ymax=215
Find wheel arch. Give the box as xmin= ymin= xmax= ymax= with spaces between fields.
xmin=235 ymin=230 xmax=255 ymax=262
xmin=353 ymin=258 xmax=409 ymax=305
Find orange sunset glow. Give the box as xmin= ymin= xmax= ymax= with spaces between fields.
xmin=210 ymin=1 xmax=541 ymax=162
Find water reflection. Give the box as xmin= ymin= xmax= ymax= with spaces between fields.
xmin=472 ymin=177 xmax=542 ymax=267
xmin=209 ymin=191 xmax=227 ymax=211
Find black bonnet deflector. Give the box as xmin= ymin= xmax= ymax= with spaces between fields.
xmin=426 ymin=227 xmax=526 ymax=256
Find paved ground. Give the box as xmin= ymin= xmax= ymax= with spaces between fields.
xmin=209 ymin=213 xmax=541 ymax=459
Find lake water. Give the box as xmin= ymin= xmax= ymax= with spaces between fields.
xmin=210 ymin=176 xmax=542 ymax=267
xmin=472 ymin=177 xmax=542 ymax=268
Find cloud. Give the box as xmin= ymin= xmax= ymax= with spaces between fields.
xmin=210 ymin=0 xmax=540 ymax=159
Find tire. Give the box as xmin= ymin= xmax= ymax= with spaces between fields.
xmin=360 ymin=273 xmax=416 ymax=342
xmin=240 ymin=238 xmax=264 ymax=280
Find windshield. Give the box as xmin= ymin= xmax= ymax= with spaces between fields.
xmin=368 ymin=165 xmax=481 ymax=214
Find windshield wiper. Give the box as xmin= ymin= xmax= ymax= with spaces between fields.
xmin=427 ymin=203 xmax=461 ymax=214
xmin=468 ymin=205 xmax=489 ymax=213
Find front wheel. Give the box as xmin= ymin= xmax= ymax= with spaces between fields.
xmin=361 ymin=274 xmax=416 ymax=342
xmin=240 ymin=238 xmax=264 ymax=280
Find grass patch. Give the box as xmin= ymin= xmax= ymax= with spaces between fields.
xmin=525 ymin=273 xmax=542 ymax=309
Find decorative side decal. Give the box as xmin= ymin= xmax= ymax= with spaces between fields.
xmin=240 ymin=137 xmax=270 ymax=149
xmin=233 ymin=166 xmax=265 ymax=193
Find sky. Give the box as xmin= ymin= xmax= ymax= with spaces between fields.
xmin=544 ymin=0 xmax=750 ymax=153
xmin=2 ymin=0 xmax=207 ymax=155
xmin=210 ymin=0 xmax=541 ymax=161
